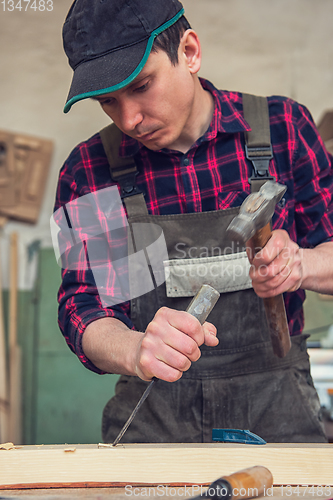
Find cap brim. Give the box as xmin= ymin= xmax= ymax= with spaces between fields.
xmin=64 ymin=8 xmax=184 ymax=113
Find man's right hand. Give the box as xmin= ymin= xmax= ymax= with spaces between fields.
xmin=135 ymin=306 xmax=218 ymax=382
xmin=82 ymin=308 xmax=218 ymax=382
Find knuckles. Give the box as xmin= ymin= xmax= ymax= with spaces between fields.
xmin=183 ymin=315 xmax=203 ymax=339
xmin=137 ymin=306 xmax=207 ymax=382
xmin=140 ymin=334 xmax=155 ymax=353
xmin=147 ymin=306 xmax=170 ymax=328
xmin=175 ymin=354 xmax=192 ymax=372
xmin=184 ymin=340 xmax=199 ymax=357
xmin=250 ymin=231 xmax=301 ymax=284
xmin=145 ymin=319 xmax=160 ymax=338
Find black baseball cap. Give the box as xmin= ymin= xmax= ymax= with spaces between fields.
xmin=63 ymin=0 xmax=185 ymax=113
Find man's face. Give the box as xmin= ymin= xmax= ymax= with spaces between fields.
xmin=94 ymin=45 xmax=198 ymax=152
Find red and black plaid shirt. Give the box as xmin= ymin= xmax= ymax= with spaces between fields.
xmin=54 ymin=79 xmax=333 ymax=373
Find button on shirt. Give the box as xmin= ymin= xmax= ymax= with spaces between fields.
xmin=54 ymin=79 xmax=333 ymax=373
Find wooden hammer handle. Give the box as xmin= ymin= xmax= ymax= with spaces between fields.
xmin=251 ymin=222 xmax=291 ymax=358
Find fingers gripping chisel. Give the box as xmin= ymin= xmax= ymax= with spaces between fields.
xmin=112 ymin=284 xmax=220 ymax=446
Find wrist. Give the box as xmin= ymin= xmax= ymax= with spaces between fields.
xmin=82 ymin=317 xmax=145 ymax=376
xmin=298 ymin=247 xmax=307 ymax=288
xmin=299 ymin=247 xmax=313 ymax=291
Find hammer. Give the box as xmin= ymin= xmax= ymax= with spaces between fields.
xmin=226 ymin=181 xmax=291 ymax=358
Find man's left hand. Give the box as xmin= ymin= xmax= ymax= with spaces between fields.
xmin=247 ymin=229 xmax=303 ymax=298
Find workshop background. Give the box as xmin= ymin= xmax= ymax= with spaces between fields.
xmin=0 ymin=0 xmax=332 ymax=446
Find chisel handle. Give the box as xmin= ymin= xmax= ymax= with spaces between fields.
xmin=193 ymin=466 xmax=273 ymax=500
xmin=186 ymin=284 xmax=220 ymax=324
xmin=251 ymin=222 xmax=291 ymax=358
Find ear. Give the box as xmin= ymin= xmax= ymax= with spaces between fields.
xmin=179 ymin=29 xmax=202 ymax=74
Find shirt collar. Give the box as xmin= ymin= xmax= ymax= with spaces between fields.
xmin=201 ymin=78 xmax=251 ymax=137
xmin=118 ymin=78 xmax=251 ymax=157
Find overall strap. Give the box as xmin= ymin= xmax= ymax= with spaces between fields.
xmin=242 ymin=93 xmax=275 ymax=193
xmin=99 ymin=123 xmax=148 ymax=217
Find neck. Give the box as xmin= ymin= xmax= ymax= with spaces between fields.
xmin=174 ymin=78 xmax=215 ymax=154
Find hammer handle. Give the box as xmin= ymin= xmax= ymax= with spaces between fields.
xmin=252 ymin=222 xmax=291 ymax=358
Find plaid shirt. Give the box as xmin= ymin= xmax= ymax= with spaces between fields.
xmin=54 ymin=79 xmax=333 ymax=374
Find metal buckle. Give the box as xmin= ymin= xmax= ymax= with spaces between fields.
xmin=245 ymin=144 xmax=275 ymax=184
xmin=116 ymin=171 xmax=145 ymax=199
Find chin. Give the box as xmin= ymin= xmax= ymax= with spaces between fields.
xmin=141 ymin=131 xmax=175 ymax=151
xmin=143 ymin=140 xmax=166 ymax=151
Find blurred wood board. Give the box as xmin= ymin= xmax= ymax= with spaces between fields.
xmin=0 ymin=130 xmax=53 ymax=224
xmin=0 ymin=304 xmax=8 ymax=443
xmin=0 ymin=487 xmax=330 ymax=500
xmin=7 ymin=232 xmax=22 ymax=445
xmin=0 ymin=443 xmax=332 ymax=488
xmin=0 ymin=131 xmax=17 ymax=207
xmin=0 ymin=243 xmax=9 ymax=444
xmin=317 ymin=110 xmax=333 ymax=143
xmin=318 ymin=293 xmax=333 ymax=301
xmin=317 ymin=110 xmax=333 ymax=155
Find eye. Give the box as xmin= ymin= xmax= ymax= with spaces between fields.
xmin=99 ymin=97 xmax=116 ymax=106
xmin=134 ymin=81 xmax=150 ymax=93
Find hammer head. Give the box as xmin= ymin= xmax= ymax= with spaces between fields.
xmin=226 ymin=181 xmax=287 ymax=244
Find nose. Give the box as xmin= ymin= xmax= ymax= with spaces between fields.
xmin=117 ymin=98 xmax=143 ymax=133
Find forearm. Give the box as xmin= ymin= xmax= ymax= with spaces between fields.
xmin=81 ymin=308 xmax=219 ymax=382
xmin=249 ymin=231 xmax=333 ymax=298
xmin=82 ymin=317 xmax=144 ymax=375
xmin=301 ymin=241 xmax=333 ymax=294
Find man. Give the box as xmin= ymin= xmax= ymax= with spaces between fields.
xmin=55 ymin=0 xmax=333 ymax=443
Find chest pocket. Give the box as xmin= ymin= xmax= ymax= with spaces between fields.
xmin=164 ymin=251 xmax=252 ymax=298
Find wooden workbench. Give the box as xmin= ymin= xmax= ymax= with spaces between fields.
xmin=1 ymin=486 xmax=333 ymax=500
xmin=1 ymin=444 xmax=332 ymax=499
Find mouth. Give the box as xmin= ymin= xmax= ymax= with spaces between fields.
xmin=136 ymin=130 xmax=158 ymax=142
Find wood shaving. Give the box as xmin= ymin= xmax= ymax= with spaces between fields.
xmin=0 ymin=442 xmax=15 ymax=450
xmin=98 ymin=443 xmax=112 ymax=448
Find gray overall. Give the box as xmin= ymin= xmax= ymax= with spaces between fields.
xmin=99 ymin=95 xmax=327 ymax=444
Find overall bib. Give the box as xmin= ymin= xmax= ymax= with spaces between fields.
xmin=99 ymin=96 xmax=327 ymax=444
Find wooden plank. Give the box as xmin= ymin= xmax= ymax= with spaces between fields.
xmin=0 ymin=230 xmax=9 ymax=443
xmin=0 ymin=487 xmax=332 ymax=500
xmin=8 ymin=232 xmax=22 ymax=445
xmin=0 ymin=129 xmax=53 ymax=224
xmin=0 ymin=444 xmax=332 ymax=488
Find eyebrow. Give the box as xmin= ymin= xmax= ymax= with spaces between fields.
xmin=91 ymin=95 xmax=107 ymax=102
xmin=90 ymin=73 xmax=150 ymax=102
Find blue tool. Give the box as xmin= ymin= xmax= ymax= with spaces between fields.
xmin=212 ymin=428 xmax=267 ymax=445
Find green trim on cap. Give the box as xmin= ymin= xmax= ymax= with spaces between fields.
xmin=64 ymin=7 xmax=185 ymax=113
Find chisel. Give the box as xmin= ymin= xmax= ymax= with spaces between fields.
xmin=191 ymin=466 xmax=273 ymax=500
xmin=112 ymin=284 xmax=220 ymax=446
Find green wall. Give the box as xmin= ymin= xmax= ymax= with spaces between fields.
xmin=18 ymin=247 xmax=119 ymax=445
xmin=303 ymin=291 xmax=333 ymax=341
